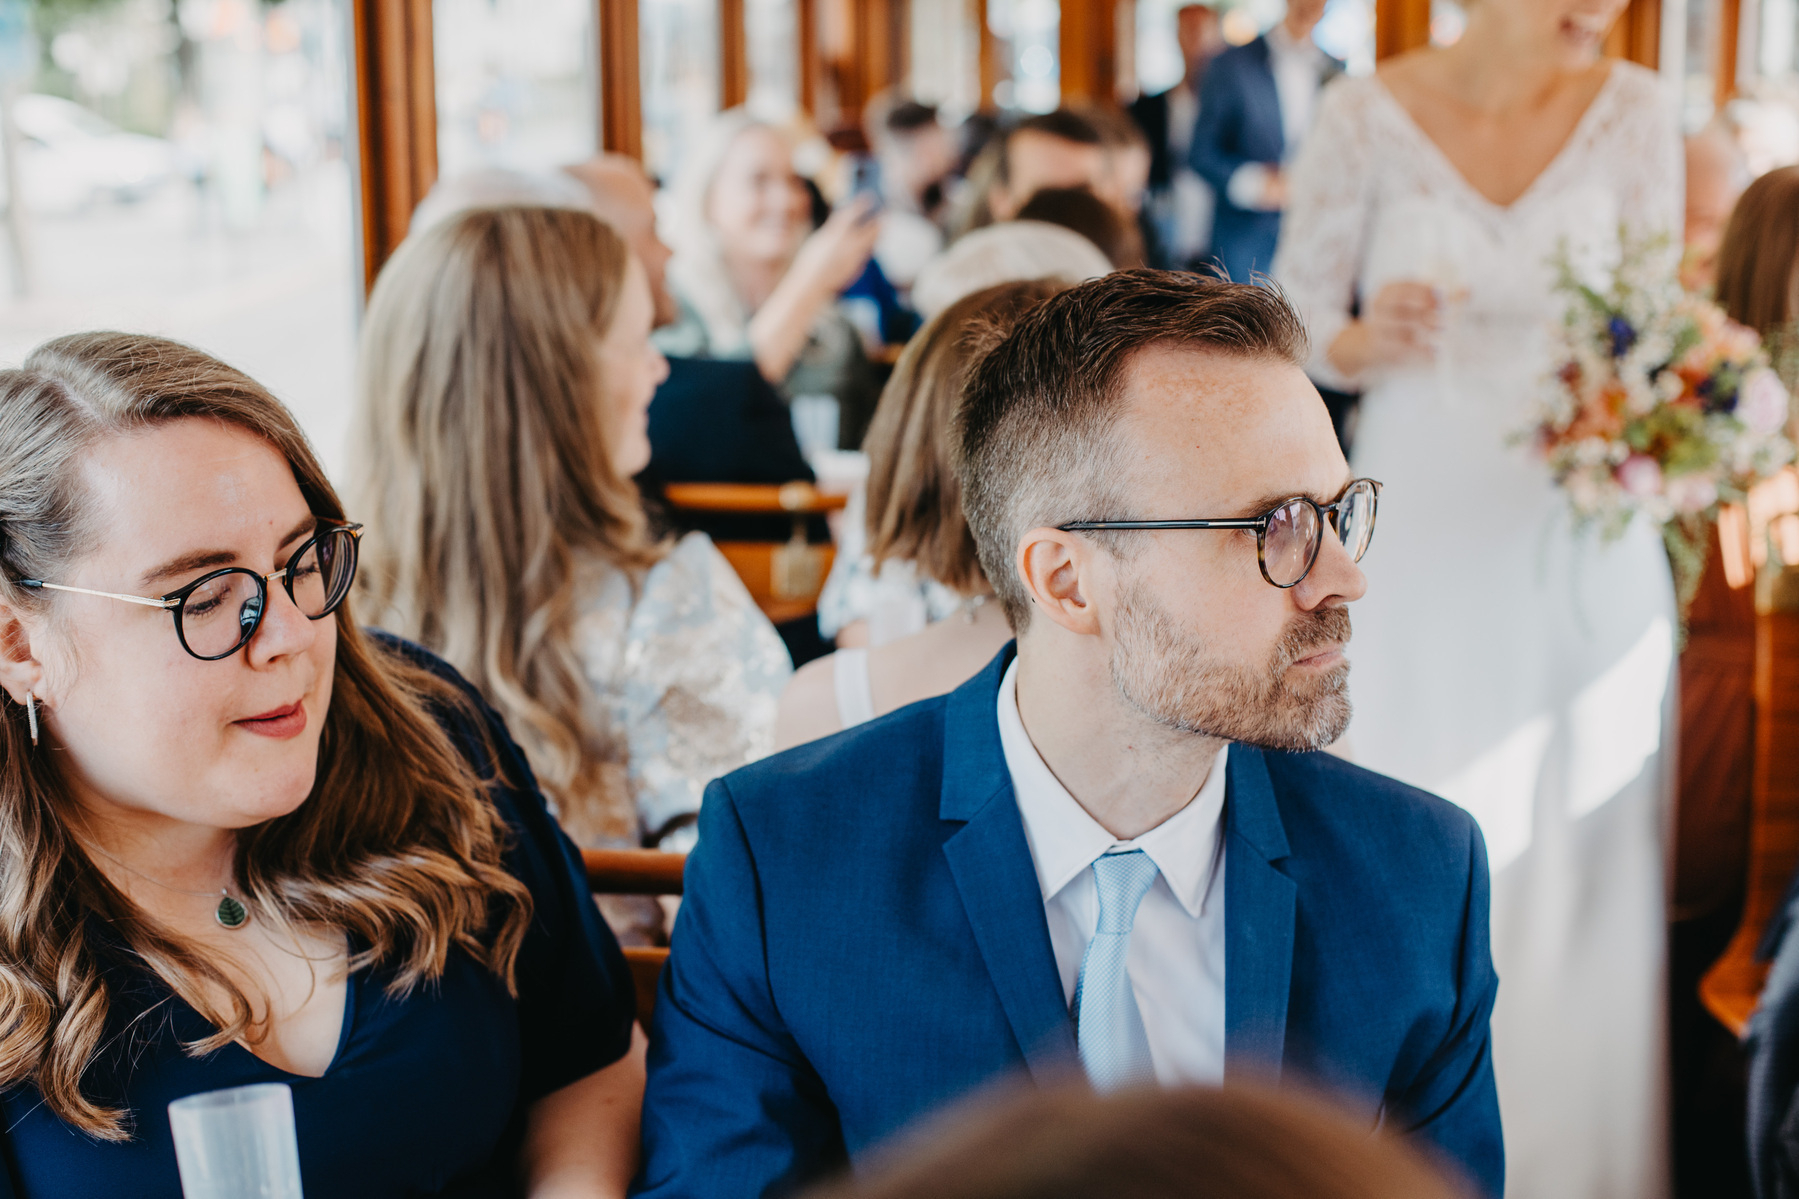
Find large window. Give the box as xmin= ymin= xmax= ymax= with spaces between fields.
xmin=909 ymin=0 xmax=979 ymax=117
xmin=984 ymin=0 xmax=1057 ymax=112
xmin=746 ymin=0 xmax=799 ymax=119
xmin=640 ymin=0 xmax=718 ymax=183
xmin=433 ymin=0 xmax=597 ymax=178
xmin=2 ymin=0 xmax=357 ymax=480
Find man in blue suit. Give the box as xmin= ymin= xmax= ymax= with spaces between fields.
xmin=1190 ymin=0 xmax=1337 ymax=282
xmin=635 ymin=271 xmax=1502 ymax=1197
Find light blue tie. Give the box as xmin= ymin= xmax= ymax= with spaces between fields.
xmin=1075 ymin=849 xmax=1161 ymax=1091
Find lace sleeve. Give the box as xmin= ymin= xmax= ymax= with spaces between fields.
xmin=1609 ymin=64 xmax=1683 ymax=270
xmin=1273 ymin=77 xmax=1378 ymax=391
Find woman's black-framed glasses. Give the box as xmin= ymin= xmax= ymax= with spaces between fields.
xmin=1059 ymin=480 xmax=1381 ymax=589
xmin=18 ymin=522 xmax=364 ymax=660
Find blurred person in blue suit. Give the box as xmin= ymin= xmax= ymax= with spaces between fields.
xmin=1189 ymin=0 xmax=1338 ymax=282
xmin=634 ymin=271 xmax=1502 ymax=1198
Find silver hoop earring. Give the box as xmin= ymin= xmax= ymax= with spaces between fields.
xmin=24 ymin=691 xmax=37 ymax=747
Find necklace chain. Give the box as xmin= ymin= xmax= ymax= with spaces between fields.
xmin=74 ymin=835 xmax=252 ymax=930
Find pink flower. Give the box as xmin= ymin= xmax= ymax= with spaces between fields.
xmin=1616 ymin=454 xmax=1663 ymax=498
xmin=1665 ymin=472 xmax=1719 ymax=514
xmin=1738 ymin=368 xmax=1790 ymax=435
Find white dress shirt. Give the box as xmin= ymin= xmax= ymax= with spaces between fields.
xmin=1226 ymin=23 xmax=1330 ymax=213
xmin=996 ymin=659 xmax=1228 ymax=1085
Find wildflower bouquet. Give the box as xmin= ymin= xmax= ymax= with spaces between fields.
xmin=1530 ymin=235 xmax=1795 ymax=608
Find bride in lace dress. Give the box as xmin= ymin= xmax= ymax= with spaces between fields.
xmin=1274 ymin=3 xmax=1680 ymax=1196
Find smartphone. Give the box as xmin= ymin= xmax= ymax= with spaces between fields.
xmin=844 ymin=155 xmax=884 ymax=215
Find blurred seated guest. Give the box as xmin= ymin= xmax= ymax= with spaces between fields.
xmin=807 ymin=1083 xmax=1466 ymax=1199
xmin=1189 ymin=0 xmax=1336 ymax=282
xmin=775 ymin=280 xmax=1064 ymax=748
xmin=659 ymin=110 xmax=884 ymax=449
xmin=1079 ymin=104 xmax=1154 ymax=218
xmin=1016 ymin=186 xmax=1147 ymax=269
xmin=559 ymin=156 xmax=820 ymax=535
xmin=865 ymin=95 xmax=959 ymax=290
xmin=1714 ymin=164 xmax=1799 ymax=1199
xmin=910 ymin=220 xmax=1111 ymax=322
xmin=636 ymin=274 xmax=1501 ymax=1198
xmin=1131 ymin=3 xmax=1226 ymax=269
xmin=1683 ymin=124 xmax=1751 ymax=293
xmin=949 ymin=110 xmax=1111 ymax=239
xmin=354 ymin=206 xmax=790 ymax=877
xmin=0 ymin=333 xmax=643 ymax=1196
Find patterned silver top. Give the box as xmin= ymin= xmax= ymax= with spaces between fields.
xmin=573 ymin=532 xmax=792 ymax=851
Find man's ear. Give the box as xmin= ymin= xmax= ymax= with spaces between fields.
xmin=0 ymin=605 xmax=46 ymax=706
xmin=1016 ymin=527 xmax=1106 ymax=638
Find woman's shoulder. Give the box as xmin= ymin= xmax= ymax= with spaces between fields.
xmin=642 ymin=531 xmax=748 ymax=604
xmin=1599 ymin=58 xmax=1677 ymax=125
xmin=1312 ymin=68 xmax=1387 ymax=128
xmin=1604 ymin=57 xmax=1667 ymax=98
xmin=632 ymin=533 xmax=785 ymax=651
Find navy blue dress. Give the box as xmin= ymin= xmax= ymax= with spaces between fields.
xmin=0 ymin=638 xmax=635 ymax=1198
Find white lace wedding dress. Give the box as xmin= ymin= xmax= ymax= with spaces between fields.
xmin=1274 ymin=64 xmax=1681 ymax=1199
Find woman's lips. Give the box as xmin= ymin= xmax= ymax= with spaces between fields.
xmin=236 ymin=700 xmax=306 ymax=739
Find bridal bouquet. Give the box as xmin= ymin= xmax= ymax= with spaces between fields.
xmin=1530 ymin=236 xmax=1796 ymax=601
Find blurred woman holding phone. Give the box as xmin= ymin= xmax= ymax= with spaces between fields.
xmin=659 ymin=110 xmax=885 ymax=448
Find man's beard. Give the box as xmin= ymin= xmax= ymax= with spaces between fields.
xmin=1109 ymin=579 xmax=1353 ymax=751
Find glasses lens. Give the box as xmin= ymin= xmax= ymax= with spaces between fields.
xmin=289 ymin=527 xmax=358 ymax=618
xmin=1338 ymin=482 xmax=1377 ymax=563
xmin=178 ymin=571 xmax=264 ymax=658
xmin=1264 ymin=499 xmax=1320 ymax=587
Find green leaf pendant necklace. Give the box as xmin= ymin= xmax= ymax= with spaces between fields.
xmin=78 ymin=838 xmax=251 ymax=930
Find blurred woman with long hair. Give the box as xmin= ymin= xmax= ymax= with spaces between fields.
xmin=0 ymin=333 xmax=642 ymax=1195
xmin=354 ymin=206 xmax=790 ymax=885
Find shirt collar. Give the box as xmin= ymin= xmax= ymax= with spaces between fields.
xmin=996 ymin=658 xmax=1228 ymax=918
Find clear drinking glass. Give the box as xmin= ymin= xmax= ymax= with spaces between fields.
xmin=790 ymin=394 xmax=841 ymax=460
xmin=168 ymin=1082 xmax=305 ymax=1199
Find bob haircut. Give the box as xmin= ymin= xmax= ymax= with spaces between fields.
xmin=862 ymin=277 xmax=1070 ymax=596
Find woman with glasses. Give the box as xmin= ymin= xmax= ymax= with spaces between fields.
xmin=0 ymin=333 xmax=643 ymax=1197
xmin=353 ymin=206 xmax=790 ymax=942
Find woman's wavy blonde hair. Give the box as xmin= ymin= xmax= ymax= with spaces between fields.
xmin=0 ymin=332 xmax=533 ymax=1140
xmin=354 ymin=205 xmax=660 ymax=848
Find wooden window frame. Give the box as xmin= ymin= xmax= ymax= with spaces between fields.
xmin=350 ymin=0 xmax=438 ymax=292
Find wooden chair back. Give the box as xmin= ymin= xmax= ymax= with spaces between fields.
xmin=662 ymin=482 xmax=849 ymax=625
xmin=1702 ymin=472 xmax=1799 ymax=1035
xmin=583 ymin=849 xmax=686 ymax=1028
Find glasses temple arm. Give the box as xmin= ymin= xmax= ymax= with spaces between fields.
xmin=16 ymin=581 xmax=175 ymax=609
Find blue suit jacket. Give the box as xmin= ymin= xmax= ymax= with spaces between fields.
xmin=1190 ymin=36 xmax=1338 ymax=284
xmin=635 ymin=647 xmax=1502 ymax=1197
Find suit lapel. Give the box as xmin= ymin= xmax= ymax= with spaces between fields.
xmin=1224 ymin=745 xmax=1296 ymax=1079
xmin=939 ymin=647 xmax=1078 ymax=1080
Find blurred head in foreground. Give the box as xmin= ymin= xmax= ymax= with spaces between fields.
xmin=808 ymin=1083 xmax=1466 ymax=1199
